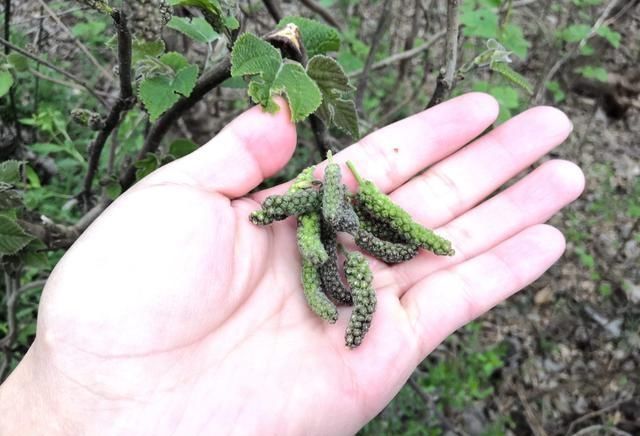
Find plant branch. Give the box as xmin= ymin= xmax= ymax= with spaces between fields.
xmin=82 ymin=9 xmax=134 ymax=199
xmin=0 ymin=36 xmax=107 ymax=107
xmin=355 ymin=0 xmax=393 ymax=116
xmin=3 ymin=0 xmax=22 ymax=142
xmin=35 ymin=0 xmax=114 ymax=81
xmin=18 ymin=201 xmax=109 ymax=251
xmin=348 ymin=29 xmax=446 ymax=78
xmin=426 ymin=0 xmax=460 ymax=109
xmin=532 ymin=0 xmax=622 ymax=104
xmin=119 ymin=57 xmax=232 ymax=191
xmin=262 ymin=0 xmax=283 ymax=23
xmin=298 ymin=0 xmax=343 ymax=30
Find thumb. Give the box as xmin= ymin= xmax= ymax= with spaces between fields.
xmin=140 ymin=98 xmax=298 ymax=198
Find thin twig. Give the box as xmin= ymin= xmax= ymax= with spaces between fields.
xmin=571 ymin=425 xmax=633 ymax=436
xmin=18 ymin=201 xmax=109 ymax=251
xmin=348 ymin=30 xmax=446 ymax=78
xmin=355 ymin=0 xmax=393 ymax=116
xmin=82 ymin=9 xmax=134 ymax=199
xmin=298 ymin=0 xmax=343 ymax=30
xmin=406 ymin=376 xmax=459 ymax=434
xmin=35 ymin=0 xmax=114 ymax=81
xmin=262 ymin=0 xmax=283 ymax=23
xmin=119 ymin=57 xmax=232 ymax=191
xmin=566 ymin=398 xmax=634 ymax=436
xmin=426 ymin=0 xmax=460 ymax=108
xmin=532 ymin=0 xmax=622 ymax=104
xmin=0 ymin=36 xmax=107 ymax=107
xmin=28 ymin=68 xmax=110 ymax=97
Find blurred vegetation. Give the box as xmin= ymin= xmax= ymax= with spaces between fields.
xmin=1 ymin=0 xmax=638 ymax=434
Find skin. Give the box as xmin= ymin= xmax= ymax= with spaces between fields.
xmin=0 ymin=93 xmax=584 ymax=435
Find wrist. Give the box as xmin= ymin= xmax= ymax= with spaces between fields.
xmin=0 ymin=345 xmax=75 ymax=435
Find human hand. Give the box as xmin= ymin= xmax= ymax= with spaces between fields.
xmin=0 ymin=93 xmax=584 ymax=435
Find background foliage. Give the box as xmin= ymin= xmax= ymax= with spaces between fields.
xmin=1 ymin=0 xmax=639 ymax=434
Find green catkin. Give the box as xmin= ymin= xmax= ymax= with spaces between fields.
xmin=297 ymin=212 xmax=329 ymax=266
xmin=347 ymin=162 xmax=455 ymax=256
xmin=322 ymin=154 xmax=344 ymax=227
xmin=354 ymin=204 xmax=407 ymax=243
xmin=301 ymin=259 xmax=338 ymax=323
xmin=318 ymin=222 xmax=353 ymax=305
xmin=129 ymin=0 xmax=173 ymax=41
xmin=354 ymin=229 xmax=419 ymax=264
xmin=289 ymin=166 xmax=317 ymax=193
xmin=249 ymin=190 xmax=321 ymax=225
xmin=344 ymin=251 xmax=376 ymax=348
xmin=334 ymin=196 xmax=360 ymax=234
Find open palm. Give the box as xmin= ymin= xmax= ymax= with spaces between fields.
xmin=1 ymin=93 xmax=584 ymax=435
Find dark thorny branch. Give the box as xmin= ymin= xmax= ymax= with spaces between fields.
xmin=81 ymin=9 xmax=134 ymax=201
xmin=119 ymin=57 xmax=232 ymax=191
xmin=355 ymin=0 xmax=393 ymax=116
xmin=298 ymin=0 xmax=343 ymax=30
xmin=426 ymin=0 xmax=460 ymax=109
xmin=262 ymin=0 xmax=283 ymax=23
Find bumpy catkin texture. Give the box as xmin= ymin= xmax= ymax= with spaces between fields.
xmin=333 ymin=195 xmax=360 ymax=234
xmin=318 ymin=222 xmax=352 ymax=305
xmin=249 ymin=190 xmax=321 ymax=225
xmin=344 ymin=251 xmax=376 ymax=348
xmin=347 ymin=162 xmax=454 ymax=256
xmin=355 ymin=229 xmax=419 ymax=264
xmin=129 ymin=0 xmax=172 ymax=41
xmin=355 ymin=204 xmax=407 ymax=243
xmin=289 ymin=166 xmax=317 ymax=193
xmin=302 ymin=260 xmax=338 ymax=323
xmin=322 ymin=161 xmax=344 ymax=227
xmin=297 ymin=212 xmax=329 ymax=266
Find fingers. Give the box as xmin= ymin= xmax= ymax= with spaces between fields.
xmin=390 ymin=106 xmax=573 ymax=226
xmin=377 ymin=160 xmax=584 ymax=294
xmin=140 ymin=98 xmax=297 ymax=198
xmin=401 ymin=224 xmax=566 ymax=358
xmin=254 ymin=92 xmax=499 ymax=200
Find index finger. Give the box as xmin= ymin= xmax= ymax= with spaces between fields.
xmin=253 ymin=92 xmax=499 ymax=201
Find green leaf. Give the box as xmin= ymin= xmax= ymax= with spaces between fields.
xmin=596 ymin=25 xmax=621 ymax=48
xmin=160 ymin=52 xmax=191 ymax=72
xmin=0 ymin=70 xmax=14 ymax=98
xmin=331 ymin=98 xmax=359 ymax=138
xmin=0 ymin=216 xmax=33 ymax=256
xmin=138 ymin=76 xmax=181 ymax=121
xmin=104 ymin=180 xmax=122 ymax=200
xmin=278 ymin=16 xmax=341 ymax=57
xmin=169 ymin=139 xmax=199 ymax=158
xmin=546 ymin=80 xmax=566 ymax=103
xmin=576 ymin=65 xmax=608 ymax=82
xmin=272 ymin=62 xmax=322 ymax=122
xmin=231 ymin=33 xmax=282 ymax=82
xmin=231 ymin=33 xmax=322 ymax=121
xmin=139 ymin=55 xmax=200 ymax=120
xmin=167 ymin=16 xmax=219 ymax=43
xmin=7 ymin=53 xmax=29 ymax=72
xmin=132 ymin=40 xmax=166 ymax=63
xmin=558 ymin=24 xmax=591 ymax=43
xmin=134 ymin=153 xmax=161 ymax=180
xmin=461 ymin=9 xmax=498 ymax=39
xmin=500 ymin=24 xmax=530 ymax=59
xmin=306 ymin=55 xmax=359 ymax=137
xmin=0 ymin=160 xmax=22 ymax=184
xmin=173 ymin=65 xmax=199 ymax=96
